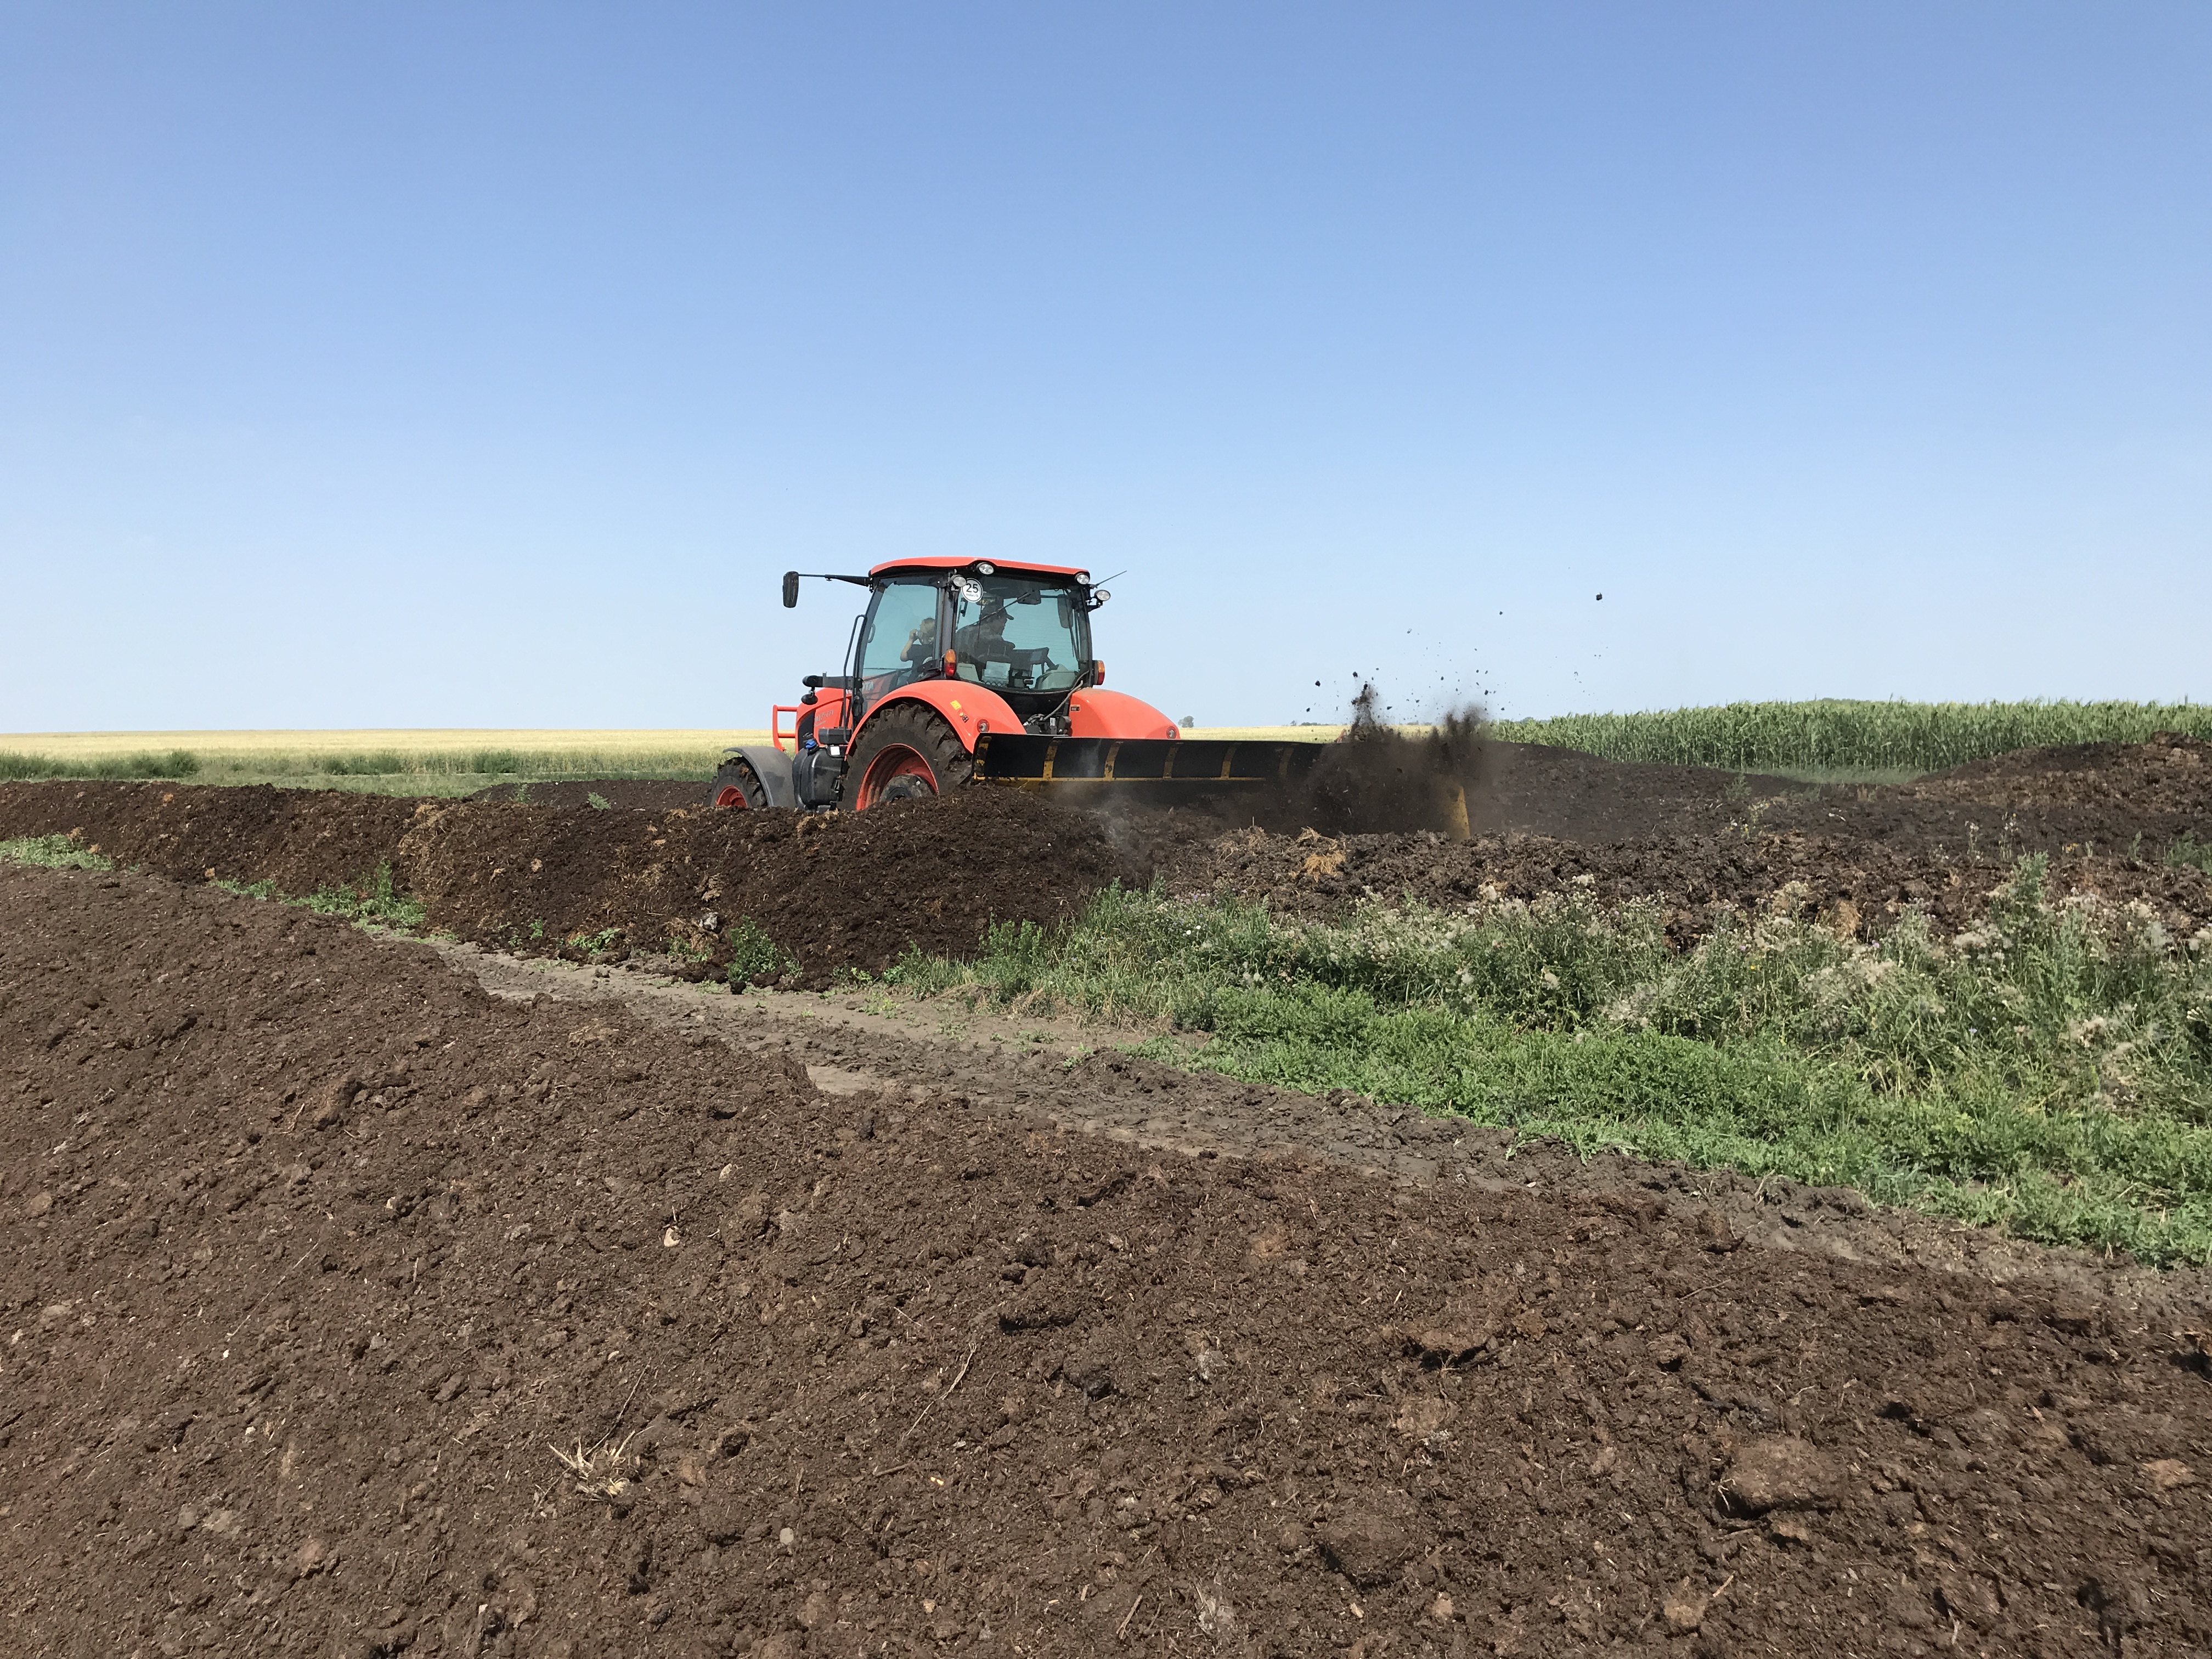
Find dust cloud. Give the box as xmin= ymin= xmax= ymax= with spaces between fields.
xmin=1296 ymin=682 xmax=1490 ymax=836
xmin=1080 ymin=682 xmax=1492 ymax=864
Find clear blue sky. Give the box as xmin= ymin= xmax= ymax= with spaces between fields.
xmin=4 ymin=3 xmax=2207 ymax=732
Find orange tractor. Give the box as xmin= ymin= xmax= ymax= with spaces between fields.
xmin=709 ymin=556 xmax=1323 ymax=812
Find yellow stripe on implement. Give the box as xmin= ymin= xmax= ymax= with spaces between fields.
xmin=972 ymin=733 xmax=1328 ymax=792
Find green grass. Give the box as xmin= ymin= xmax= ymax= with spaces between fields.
xmin=1493 ymin=698 xmax=2211 ymax=776
xmin=884 ymin=861 xmax=2212 ymax=1263
xmin=724 ymin=917 xmax=799 ymax=986
xmin=297 ymin=864 xmax=426 ymax=928
xmin=196 ymin=864 xmax=427 ymax=928
xmin=2169 ymin=834 xmax=2212 ymax=876
xmin=0 ymin=833 xmax=117 ymax=870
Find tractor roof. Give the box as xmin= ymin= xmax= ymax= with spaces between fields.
xmin=867 ymin=556 xmax=1090 ymax=581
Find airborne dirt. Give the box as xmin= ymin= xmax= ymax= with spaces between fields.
xmin=6 ymin=863 xmax=2212 ymax=1658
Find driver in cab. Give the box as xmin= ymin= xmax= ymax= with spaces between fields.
xmin=953 ymin=601 xmax=1011 ymax=671
xmin=899 ymin=612 xmax=941 ymax=675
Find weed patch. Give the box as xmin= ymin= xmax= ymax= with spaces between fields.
xmin=724 ymin=918 xmax=798 ymax=987
xmin=888 ymin=862 xmax=2212 ymax=1262
xmin=300 ymin=865 xmax=426 ymax=929
xmin=2 ymin=835 xmax=428 ymax=933
xmin=206 ymin=864 xmax=425 ymax=929
xmin=2168 ymin=833 xmax=2212 ymax=876
xmin=0 ymin=833 xmax=115 ymax=871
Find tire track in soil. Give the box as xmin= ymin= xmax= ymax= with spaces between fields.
xmin=7 ymin=864 xmax=2210 ymax=1658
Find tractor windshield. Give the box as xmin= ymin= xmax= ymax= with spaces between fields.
xmin=856 ymin=577 xmax=945 ymax=699
xmin=950 ymin=575 xmax=1089 ymax=693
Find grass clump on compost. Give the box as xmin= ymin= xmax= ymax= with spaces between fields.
xmin=0 ymin=833 xmax=117 ymax=870
xmin=0 ymin=833 xmax=425 ymax=930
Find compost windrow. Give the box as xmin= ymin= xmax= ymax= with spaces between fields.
xmin=4 ymin=862 xmax=2210 ymax=1657
xmin=0 ymin=783 xmax=1131 ymax=985
xmin=3 ymin=733 xmax=2208 ymax=979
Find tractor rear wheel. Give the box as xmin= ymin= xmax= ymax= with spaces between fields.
xmin=710 ymin=755 xmax=770 ymax=809
xmin=848 ymin=705 xmax=973 ymax=810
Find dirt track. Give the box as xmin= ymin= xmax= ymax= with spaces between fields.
xmin=7 ymin=862 xmax=2212 ymax=1658
xmin=438 ymin=944 xmax=2212 ymax=1322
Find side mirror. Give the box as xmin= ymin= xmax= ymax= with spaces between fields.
xmin=782 ymin=571 xmax=800 ymax=608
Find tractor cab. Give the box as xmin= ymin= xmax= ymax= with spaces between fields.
xmin=718 ymin=555 xmax=1277 ymax=815
xmin=856 ymin=559 xmax=1098 ymax=728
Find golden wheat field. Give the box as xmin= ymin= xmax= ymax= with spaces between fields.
xmin=0 ymin=725 xmax=1346 ymax=792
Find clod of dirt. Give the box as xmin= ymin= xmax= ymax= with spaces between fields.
xmin=1316 ymin=1488 xmax=1425 ymax=1588
xmin=1696 ymin=1207 xmax=1744 ymax=1252
xmin=2145 ymin=1458 xmax=2197 ymax=1492
xmin=1059 ymin=1336 xmax=1117 ymax=1400
xmin=1719 ymin=1435 xmax=1848 ymax=1516
xmin=1663 ymin=1577 xmax=1712 ymax=1633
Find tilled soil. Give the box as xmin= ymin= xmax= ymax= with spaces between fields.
xmin=1918 ymin=740 xmax=2212 ymax=817
xmin=1148 ymin=737 xmax=2212 ymax=940
xmin=1161 ymin=826 xmax=2212 ymax=944
xmin=443 ymin=945 xmax=2212 ymax=1327
xmin=7 ymin=865 xmax=2212 ymax=1658
xmin=397 ymin=786 xmax=1124 ymax=983
xmin=468 ymin=782 xmax=712 ymax=811
xmin=1468 ymin=736 xmax=2212 ymax=853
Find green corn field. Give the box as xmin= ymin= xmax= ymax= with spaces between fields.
xmin=1493 ymin=698 xmax=2211 ymax=777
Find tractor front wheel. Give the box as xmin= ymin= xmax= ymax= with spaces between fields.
xmin=709 ymin=755 xmax=770 ymax=809
xmin=848 ymin=706 xmax=973 ymax=810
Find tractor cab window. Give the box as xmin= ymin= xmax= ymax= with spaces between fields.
xmin=856 ymin=578 xmax=944 ymax=697
xmin=950 ymin=577 xmax=1088 ymax=693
